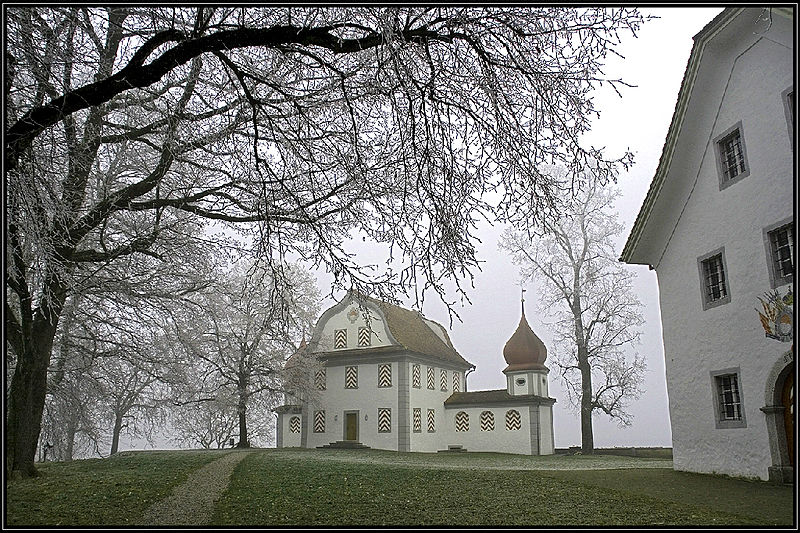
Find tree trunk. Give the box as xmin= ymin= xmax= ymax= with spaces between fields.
xmin=7 ymin=319 xmax=59 ymax=477
xmin=579 ymin=357 xmax=594 ymax=454
xmin=110 ymin=413 xmax=124 ymax=455
xmin=236 ymin=384 xmax=249 ymax=448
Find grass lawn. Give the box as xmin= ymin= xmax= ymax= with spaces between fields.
xmin=213 ymin=449 xmax=794 ymax=526
xmin=6 ymin=448 xmax=795 ymax=527
xmin=5 ymin=450 xmax=224 ymax=526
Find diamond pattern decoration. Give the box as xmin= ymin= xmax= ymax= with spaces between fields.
xmin=453 ymin=372 xmax=460 ymax=392
xmin=378 ymin=363 xmax=392 ymax=388
xmin=480 ymin=411 xmax=495 ymax=431
xmin=440 ymin=369 xmax=448 ymax=391
xmin=412 ymin=364 xmax=421 ymax=388
xmin=413 ymin=408 xmax=422 ymax=433
xmin=505 ymin=409 xmax=521 ymax=431
xmin=289 ymin=416 xmax=301 ymax=433
xmin=334 ymin=329 xmax=347 ymax=349
xmin=315 ymin=369 xmax=326 ymax=391
xmin=345 ymin=366 xmax=358 ymax=389
xmin=358 ymin=327 xmax=371 ymax=346
xmin=427 ymin=367 xmax=435 ymax=390
xmin=427 ymin=409 xmax=436 ymax=433
xmin=313 ymin=410 xmax=325 ymax=433
xmin=455 ymin=411 xmax=469 ymax=432
xmin=378 ymin=408 xmax=391 ymax=433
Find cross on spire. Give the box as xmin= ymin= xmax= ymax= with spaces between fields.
xmin=519 ymin=282 xmax=527 ymax=316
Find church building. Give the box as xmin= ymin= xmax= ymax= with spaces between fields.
xmin=275 ymin=292 xmax=556 ymax=455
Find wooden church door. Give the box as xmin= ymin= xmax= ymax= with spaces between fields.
xmin=345 ymin=412 xmax=358 ymax=441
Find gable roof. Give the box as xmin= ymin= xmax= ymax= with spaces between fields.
xmin=618 ymin=7 xmax=794 ymax=266
xmin=620 ymin=7 xmax=738 ymax=265
xmin=303 ymin=292 xmax=474 ymax=369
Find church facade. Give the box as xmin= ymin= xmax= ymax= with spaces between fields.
xmin=275 ymin=293 xmax=555 ymax=455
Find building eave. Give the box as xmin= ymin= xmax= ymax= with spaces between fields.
xmin=620 ymin=7 xmax=743 ymax=265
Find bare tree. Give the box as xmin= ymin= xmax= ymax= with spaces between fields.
xmin=5 ymin=6 xmax=650 ymax=475
xmin=500 ymin=167 xmax=646 ymax=454
xmin=172 ymin=261 xmax=320 ymax=448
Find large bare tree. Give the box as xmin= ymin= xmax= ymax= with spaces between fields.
xmin=500 ymin=167 xmax=646 ymax=454
xmin=5 ymin=7 xmax=650 ymax=475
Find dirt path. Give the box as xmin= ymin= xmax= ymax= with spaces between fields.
xmin=138 ymin=449 xmax=252 ymax=526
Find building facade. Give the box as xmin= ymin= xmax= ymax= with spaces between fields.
xmin=275 ymin=293 xmax=555 ymax=455
xmin=621 ymin=8 xmax=794 ymax=481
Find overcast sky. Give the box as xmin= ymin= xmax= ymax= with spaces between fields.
xmin=314 ymin=7 xmax=726 ymax=449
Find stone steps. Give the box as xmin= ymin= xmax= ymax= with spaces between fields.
xmin=318 ymin=441 xmax=371 ymax=449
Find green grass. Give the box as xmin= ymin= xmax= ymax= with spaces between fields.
xmin=5 ymin=448 xmax=794 ymax=526
xmin=213 ymin=449 xmax=794 ymax=526
xmin=5 ymin=450 xmax=225 ymax=526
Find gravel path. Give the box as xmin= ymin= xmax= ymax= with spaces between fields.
xmin=138 ymin=450 xmax=252 ymax=526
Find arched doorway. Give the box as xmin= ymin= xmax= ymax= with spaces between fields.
xmin=763 ymin=352 xmax=794 ymax=483
xmin=782 ymin=368 xmax=793 ymax=466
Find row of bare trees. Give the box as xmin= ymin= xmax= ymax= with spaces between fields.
xmin=6 ymin=6 xmax=651 ymax=475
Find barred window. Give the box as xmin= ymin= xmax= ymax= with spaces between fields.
xmin=699 ymin=250 xmax=730 ymax=310
xmin=717 ymin=374 xmax=742 ymax=421
xmin=768 ymin=224 xmax=794 ymax=285
xmin=718 ymin=129 xmax=746 ymax=182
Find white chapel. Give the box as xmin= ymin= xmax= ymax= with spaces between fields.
xmin=275 ymin=292 xmax=556 ymax=455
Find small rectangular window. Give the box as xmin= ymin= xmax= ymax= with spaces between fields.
xmin=711 ymin=368 xmax=746 ymax=429
xmin=377 ymin=408 xmax=391 ymax=433
xmin=378 ymin=363 xmax=392 ymax=388
xmin=315 ymin=369 xmax=326 ymax=391
xmin=412 ymin=408 xmax=422 ymax=433
xmin=412 ymin=364 xmax=421 ymax=388
xmin=358 ymin=327 xmax=371 ymax=347
xmin=334 ymin=329 xmax=347 ymax=349
xmin=698 ymin=248 xmax=731 ymax=310
xmin=345 ymin=365 xmax=358 ymax=389
xmin=719 ymin=130 xmax=746 ymax=181
xmin=427 ymin=409 xmax=436 ymax=433
xmin=313 ymin=410 xmax=325 ymax=433
xmin=427 ymin=366 xmax=435 ymax=390
xmin=769 ymin=224 xmax=794 ymax=285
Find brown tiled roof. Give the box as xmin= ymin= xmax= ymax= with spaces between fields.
xmin=369 ymin=297 xmax=473 ymax=368
xmin=444 ymin=389 xmax=555 ymax=407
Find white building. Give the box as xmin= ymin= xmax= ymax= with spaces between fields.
xmin=621 ymin=7 xmax=794 ymax=481
xmin=275 ymin=293 xmax=555 ymax=455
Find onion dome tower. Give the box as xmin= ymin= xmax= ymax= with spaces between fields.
xmin=503 ymin=289 xmax=550 ymax=397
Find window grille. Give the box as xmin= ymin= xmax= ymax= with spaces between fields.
xmin=770 ymin=224 xmax=794 ymax=282
xmin=702 ymin=254 xmax=728 ymax=303
xmin=719 ymin=129 xmax=746 ymax=181
xmin=716 ymin=374 xmax=742 ymax=421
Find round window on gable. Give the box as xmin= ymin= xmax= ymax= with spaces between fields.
xmin=515 ymin=377 xmax=526 ymax=386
